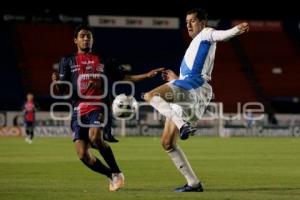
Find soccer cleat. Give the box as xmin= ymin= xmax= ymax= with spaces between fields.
xmin=109 ymin=173 xmax=125 ymax=192
xmin=179 ymin=122 xmax=196 ymax=140
xmin=174 ymin=182 xmax=204 ymax=192
xmin=103 ymin=132 xmax=119 ymax=143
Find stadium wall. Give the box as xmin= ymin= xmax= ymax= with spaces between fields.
xmin=1 ymin=110 xmax=300 ymax=137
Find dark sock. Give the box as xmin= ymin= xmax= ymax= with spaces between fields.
xmin=26 ymin=129 xmax=30 ymax=136
xmin=30 ymin=131 xmax=34 ymax=140
xmin=81 ymin=157 xmax=112 ymax=178
xmin=99 ymin=146 xmax=121 ymax=173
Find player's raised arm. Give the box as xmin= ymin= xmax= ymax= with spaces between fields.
xmin=211 ymin=22 xmax=249 ymax=42
xmin=124 ymin=67 xmax=165 ymax=82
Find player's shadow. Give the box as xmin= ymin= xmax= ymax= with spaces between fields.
xmin=208 ymin=187 xmax=300 ymax=192
xmin=125 ymin=187 xmax=172 ymax=192
xmin=126 ymin=187 xmax=300 ymax=193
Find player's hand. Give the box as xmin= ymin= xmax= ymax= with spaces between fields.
xmin=52 ymin=72 xmax=59 ymax=82
xmin=162 ymin=69 xmax=178 ymax=81
xmin=237 ymin=22 xmax=249 ymax=34
xmin=51 ymin=72 xmax=61 ymax=93
xmin=147 ymin=67 xmax=165 ymax=78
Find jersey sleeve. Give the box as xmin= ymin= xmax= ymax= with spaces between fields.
xmin=201 ymin=28 xmax=215 ymax=42
xmin=210 ymin=26 xmax=240 ymax=42
xmin=201 ymin=27 xmax=240 ymax=42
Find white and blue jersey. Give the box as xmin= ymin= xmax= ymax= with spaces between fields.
xmin=172 ymin=26 xmax=241 ymax=90
xmin=172 ymin=27 xmax=216 ymax=90
xmin=168 ymin=26 xmax=240 ymax=120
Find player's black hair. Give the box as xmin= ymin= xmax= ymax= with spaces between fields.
xmin=73 ymin=24 xmax=94 ymax=39
xmin=186 ymin=8 xmax=208 ymax=21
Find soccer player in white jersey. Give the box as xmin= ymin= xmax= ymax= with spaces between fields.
xmin=144 ymin=8 xmax=249 ymax=192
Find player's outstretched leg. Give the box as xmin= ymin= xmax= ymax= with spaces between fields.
xmin=89 ymin=127 xmax=124 ymax=191
xmin=99 ymin=145 xmax=124 ymax=191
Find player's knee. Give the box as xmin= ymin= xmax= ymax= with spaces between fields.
xmin=89 ymin=133 xmax=107 ymax=149
xmin=161 ymin=139 xmax=174 ymax=151
xmin=88 ymin=128 xmax=102 ymax=145
xmin=89 ymin=134 xmax=98 ymax=144
xmin=143 ymin=92 xmax=153 ymax=102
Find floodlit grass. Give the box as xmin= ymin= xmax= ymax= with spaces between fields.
xmin=1 ymin=136 xmax=300 ymax=200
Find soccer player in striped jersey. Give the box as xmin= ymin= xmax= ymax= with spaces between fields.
xmin=52 ymin=25 xmax=125 ymax=192
xmin=52 ymin=25 xmax=163 ymax=192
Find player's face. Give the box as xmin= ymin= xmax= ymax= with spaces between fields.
xmin=27 ymin=94 xmax=33 ymax=101
xmin=74 ymin=30 xmax=93 ymax=53
xmin=186 ymin=13 xmax=206 ymax=38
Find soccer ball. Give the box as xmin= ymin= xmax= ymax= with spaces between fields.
xmin=112 ymin=94 xmax=138 ymax=119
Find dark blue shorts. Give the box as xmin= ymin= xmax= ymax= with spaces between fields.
xmin=71 ymin=110 xmax=103 ymax=142
xmin=24 ymin=121 xmax=34 ymax=129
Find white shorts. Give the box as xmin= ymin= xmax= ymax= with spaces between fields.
xmin=167 ymin=82 xmax=212 ymax=122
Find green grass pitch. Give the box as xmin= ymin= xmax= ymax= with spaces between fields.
xmin=1 ymin=136 xmax=300 ymax=200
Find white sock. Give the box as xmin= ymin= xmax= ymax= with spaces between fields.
xmin=149 ymin=96 xmax=185 ymax=129
xmin=167 ymin=145 xmax=200 ymax=187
